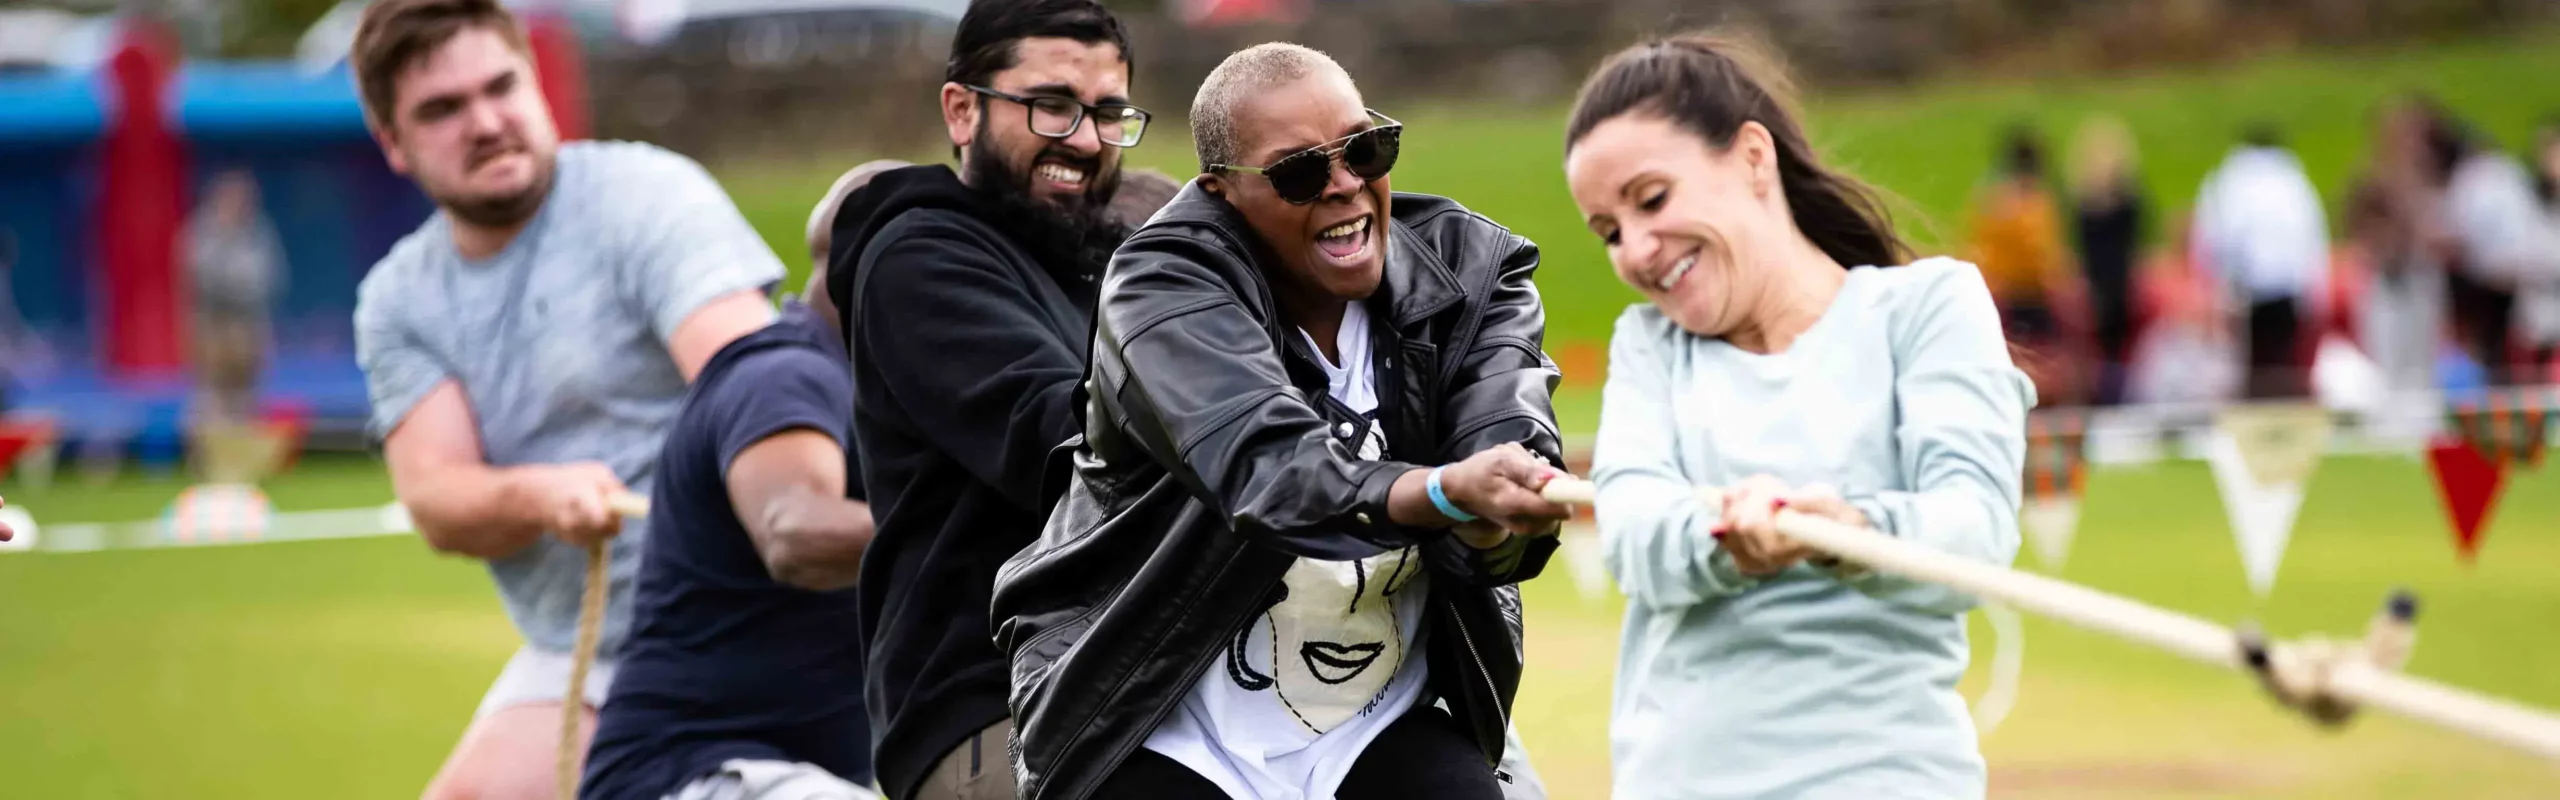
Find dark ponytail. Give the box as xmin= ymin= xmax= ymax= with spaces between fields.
xmin=1566 ymin=32 xmax=1909 ymax=269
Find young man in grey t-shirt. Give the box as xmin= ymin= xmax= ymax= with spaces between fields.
xmin=348 ymin=1 xmax=782 ymax=797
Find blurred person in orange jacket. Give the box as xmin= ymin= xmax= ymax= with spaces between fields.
xmin=1970 ymin=124 xmax=2091 ymax=404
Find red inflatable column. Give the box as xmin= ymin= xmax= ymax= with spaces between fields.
xmin=525 ymin=15 xmax=591 ymax=141
xmin=97 ymin=19 xmax=189 ymax=376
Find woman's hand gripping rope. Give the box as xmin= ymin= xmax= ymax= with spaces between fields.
xmin=1534 ymin=475 xmax=2560 ymax=763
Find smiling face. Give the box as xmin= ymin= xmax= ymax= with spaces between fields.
xmin=373 ymin=26 xmax=559 ymax=227
xmin=1566 ymin=113 xmax=1788 ymax=339
xmin=1206 ymin=70 xmax=1392 ymax=309
xmin=945 ymin=36 xmax=1129 ymax=215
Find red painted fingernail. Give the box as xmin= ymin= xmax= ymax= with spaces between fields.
xmin=1771 ymin=499 xmax=1789 ymax=511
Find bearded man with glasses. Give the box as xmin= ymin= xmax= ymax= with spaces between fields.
xmin=993 ymin=42 xmax=1572 ymax=800
xmin=817 ymin=2 xmax=1157 ymax=799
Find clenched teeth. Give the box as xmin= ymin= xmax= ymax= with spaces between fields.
xmin=1657 ymin=254 xmax=1697 ymax=291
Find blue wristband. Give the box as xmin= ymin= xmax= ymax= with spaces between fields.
xmin=1427 ymin=466 xmax=1478 ymax=523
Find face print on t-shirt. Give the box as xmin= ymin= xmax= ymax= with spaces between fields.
xmin=1221 ymin=415 xmax=1425 ymax=735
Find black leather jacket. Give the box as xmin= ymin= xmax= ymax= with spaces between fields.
xmin=992 ymin=185 xmax=1564 ymax=800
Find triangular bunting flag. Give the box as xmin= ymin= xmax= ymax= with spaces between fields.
xmin=2445 ymin=389 xmax=2553 ymax=468
xmin=2019 ymin=410 xmax=2090 ymax=570
xmin=1557 ymin=528 xmax=1610 ymax=602
xmin=2426 ymin=438 xmax=2506 ymax=564
xmin=2021 ymin=497 xmax=2080 ymax=571
xmin=2219 ymin=404 xmax=2334 ymax=487
xmin=2210 ymin=404 xmax=2334 ymax=597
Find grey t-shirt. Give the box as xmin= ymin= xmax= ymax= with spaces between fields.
xmin=355 ymin=140 xmax=784 ymax=657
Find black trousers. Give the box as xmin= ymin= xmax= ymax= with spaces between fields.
xmin=2448 ymin=270 xmax=2519 ymax=382
xmin=2245 ymin=297 xmax=2302 ymax=399
xmin=1092 ymin=706 xmax=1503 ymax=800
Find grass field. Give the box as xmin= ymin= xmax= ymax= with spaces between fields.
xmin=10 ymin=33 xmax=2560 ymax=799
xmin=6 ymin=447 xmax=2559 ymax=797
xmin=724 ymin=30 xmax=2560 ymax=352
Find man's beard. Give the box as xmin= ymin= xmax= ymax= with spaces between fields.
xmin=964 ymin=131 xmax=1131 ymax=278
xmin=431 ymin=148 xmax=556 ymax=229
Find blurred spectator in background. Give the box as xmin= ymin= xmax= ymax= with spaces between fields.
xmin=183 ymin=170 xmax=284 ymax=427
xmin=1970 ymin=124 xmax=2090 ymax=404
xmin=0 ymin=230 xmax=29 ymax=412
xmin=2358 ymin=98 xmax=2456 ymax=396
xmin=2440 ymin=113 xmax=2560 ymax=385
xmin=2127 ymin=215 xmax=2239 ymax=404
xmin=2192 ymin=123 xmax=2327 ymax=398
xmin=1106 ymin=167 xmax=1181 ymax=227
xmin=809 ymin=160 xmax=920 ymax=271
xmin=2527 ymin=118 xmax=2560 ymax=377
xmin=805 ymin=158 xmax=918 ymax=329
xmin=2070 ymin=116 xmax=2144 ymax=405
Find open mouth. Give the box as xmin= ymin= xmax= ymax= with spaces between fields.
xmin=1036 ymin=161 xmax=1087 ymax=191
xmin=1654 ymin=252 xmax=1698 ymax=292
xmin=1300 ymin=640 xmax=1384 ymax=684
xmin=1316 ymin=215 xmax=1372 ymax=261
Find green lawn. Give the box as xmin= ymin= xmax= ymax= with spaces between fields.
xmin=11 ymin=32 xmax=2560 ymax=799
xmin=5 ymin=450 xmax=2558 ymax=797
xmin=722 ymin=30 xmax=2560 ymax=352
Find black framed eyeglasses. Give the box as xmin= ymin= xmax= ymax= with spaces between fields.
xmin=965 ymin=85 xmax=1152 ymax=148
xmin=1212 ymin=110 xmax=1403 ymax=205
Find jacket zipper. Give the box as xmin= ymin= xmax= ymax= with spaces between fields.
xmin=1444 ymin=595 xmax=1511 ymax=783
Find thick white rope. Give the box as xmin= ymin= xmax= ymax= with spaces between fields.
xmin=1538 ymin=477 xmax=2560 ymax=763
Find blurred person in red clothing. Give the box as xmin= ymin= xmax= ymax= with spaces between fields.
xmin=2125 ymin=213 xmax=2240 ymax=404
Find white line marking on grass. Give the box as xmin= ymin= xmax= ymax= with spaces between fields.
xmin=20 ymin=503 xmax=412 ymax=554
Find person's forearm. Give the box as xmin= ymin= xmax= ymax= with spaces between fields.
xmin=1385 ymin=468 xmax=1459 ymax=528
xmin=750 ymin=493 xmax=874 ymax=591
xmin=399 ymin=465 xmax=551 ymax=559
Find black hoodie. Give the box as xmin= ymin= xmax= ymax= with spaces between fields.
xmin=825 ymin=165 xmax=1100 ymax=799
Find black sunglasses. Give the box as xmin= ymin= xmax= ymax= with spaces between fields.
xmin=965 ymin=85 xmax=1152 ymax=148
xmin=1213 ymin=110 xmax=1402 ymax=205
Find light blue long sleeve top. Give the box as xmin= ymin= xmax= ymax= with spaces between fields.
xmin=1593 ymin=259 xmax=2035 ymax=800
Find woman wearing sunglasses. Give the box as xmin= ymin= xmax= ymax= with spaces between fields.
xmin=1564 ymin=33 xmax=2034 ymax=800
xmin=993 ymin=42 xmax=1573 ymax=800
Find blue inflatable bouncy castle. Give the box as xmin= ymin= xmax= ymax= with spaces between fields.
xmin=0 ymin=15 xmax=588 ymax=474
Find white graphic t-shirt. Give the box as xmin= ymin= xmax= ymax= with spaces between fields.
xmin=1141 ymin=302 xmax=1432 ymax=800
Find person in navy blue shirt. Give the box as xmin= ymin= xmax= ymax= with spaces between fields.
xmin=582 ymin=292 xmax=878 ymax=800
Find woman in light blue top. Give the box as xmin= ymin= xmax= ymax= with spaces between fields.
xmin=1561 ymin=33 xmax=2037 ymax=799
